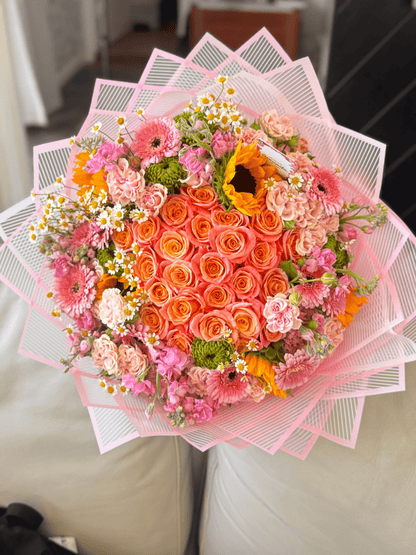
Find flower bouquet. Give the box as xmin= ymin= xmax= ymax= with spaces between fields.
xmin=1 ymin=29 xmax=415 ymax=458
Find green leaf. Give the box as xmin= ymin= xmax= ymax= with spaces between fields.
xmin=250 ymin=121 xmax=261 ymax=130
xmin=284 ymin=220 xmax=296 ymax=230
xmin=280 ymin=260 xmax=298 ymax=282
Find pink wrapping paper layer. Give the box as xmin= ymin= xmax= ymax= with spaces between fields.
xmin=0 ymin=29 xmax=415 ymax=458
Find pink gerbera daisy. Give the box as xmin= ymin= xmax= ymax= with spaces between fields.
xmin=54 ymin=263 xmax=98 ymax=318
xmin=206 ymin=368 xmax=250 ymax=405
xmin=307 ymin=167 xmax=343 ymax=216
xmin=295 ymin=268 xmax=330 ymax=309
xmin=275 ymin=349 xmax=321 ymax=390
xmin=69 ymin=221 xmax=100 ymax=253
xmin=132 ymin=117 xmax=181 ymax=169
xmin=321 ymin=286 xmax=347 ymax=316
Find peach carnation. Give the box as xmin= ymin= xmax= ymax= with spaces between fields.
xmin=107 ymin=158 xmax=146 ymax=205
xmin=260 ymin=111 xmax=296 ymax=141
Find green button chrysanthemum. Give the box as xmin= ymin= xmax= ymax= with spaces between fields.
xmin=144 ymin=156 xmax=187 ymax=193
xmin=191 ymin=338 xmax=234 ymax=370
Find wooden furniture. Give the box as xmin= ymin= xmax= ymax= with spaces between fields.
xmin=189 ymin=3 xmax=302 ymax=59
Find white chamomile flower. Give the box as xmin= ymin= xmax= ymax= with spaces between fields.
xmin=217 ymin=363 xmax=226 ymax=373
xmin=97 ymin=209 xmax=112 ymax=230
xmin=113 ymin=250 xmax=125 ymax=265
xmin=74 ymin=211 xmax=85 ymax=223
xmin=116 ymin=115 xmax=126 ymax=129
xmin=28 ymin=229 xmax=38 ymax=243
xmin=116 ymin=325 xmax=128 ymax=337
xmin=55 ymin=175 xmax=65 ymax=186
xmin=230 ymin=351 xmax=239 ymax=362
xmin=91 ymin=121 xmax=102 ymax=134
xmin=288 ymin=173 xmax=304 ymax=191
xmin=131 ymin=243 xmax=142 ymax=256
xmin=264 ymin=177 xmax=278 ymax=190
xmin=30 ymin=190 xmax=36 ymax=201
xmin=98 ymin=190 xmax=108 ymax=203
xmin=145 ymin=333 xmax=160 ymax=347
xmin=105 ymin=260 xmax=117 ymax=275
xmin=69 ymin=136 xmax=77 ymax=147
xmin=137 ymin=288 xmax=150 ymax=304
xmin=136 ymin=107 xmax=145 ymax=117
xmin=119 ymin=384 xmax=129 ymax=396
xmin=235 ymin=359 xmax=248 ymax=374
xmin=219 ymin=111 xmax=231 ymax=129
xmin=99 ymin=378 xmax=107 ymax=389
xmin=225 ymin=85 xmax=236 ymax=98
xmin=230 ymin=111 xmax=242 ymax=126
xmin=130 ymin=207 xmax=149 ymax=223
xmin=246 ymin=339 xmax=259 ymax=351
xmin=217 ymin=75 xmax=228 ymax=85
xmin=197 ymin=93 xmax=213 ymax=109
xmin=106 ymin=383 xmax=118 ymax=396
xmin=116 ymin=132 xmax=125 ymax=145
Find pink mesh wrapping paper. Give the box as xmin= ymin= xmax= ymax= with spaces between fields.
xmin=0 ymin=29 xmax=415 ymax=458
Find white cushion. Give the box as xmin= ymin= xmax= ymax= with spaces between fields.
xmin=0 ymin=283 xmax=194 ymax=555
xmin=200 ymin=362 xmax=416 ymax=554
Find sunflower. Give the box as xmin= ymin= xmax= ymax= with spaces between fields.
xmin=222 ymin=141 xmax=281 ymax=216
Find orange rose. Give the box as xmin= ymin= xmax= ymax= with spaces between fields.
xmin=280 ymin=229 xmax=302 ymax=262
xmin=166 ymin=326 xmax=193 ymax=353
xmin=208 ymin=225 xmax=256 ymax=263
xmin=144 ymin=278 xmax=172 ymax=307
xmin=161 ymin=290 xmax=204 ymax=325
xmin=262 ymin=328 xmax=284 ymax=344
xmin=163 ymin=260 xmax=197 ymax=291
xmin=192 ymin=252 xmax=233 ymax=283
xmin=112 ymin=221 xmax=134 ymax=252
xmin=155 ymin=230 xmax=192 ymax=261
xmin=247 ymin=241 xmax=280 ymax=273
xmin=140 ymin=305 xmax=168 ymax=338
xmin=202 ymin=283 xmax=235 ymax=309
xmin=160 ymin=195 xmax=192 ymax=228
xmin=229 ymin=266 xmax=262 ymax=301
xmin=250 ymin=209 xmax=283 ymax=242
xmin=211 ymin=207 xmax=249 ymax=228
xmin=131 ymin=216 xmax=160 ymax=246
xmin=182 ymin=185 xmax=219 ymax=208
xmin=133 ymin=247 xmax=157 ymax=284
xmin=186 ymin=214 xmax=213 ymax=246
xmin=190 ymin=309 xmax=237 ymax=342
xmin=229 ymin=302 xmax=261 ymax=339
xmin=261 ymin=268 xmax=290 ymax=302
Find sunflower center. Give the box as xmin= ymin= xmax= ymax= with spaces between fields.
xmin=150 ymin=136 xmax=161 ymax=149
xmin=231 ymin=165 xmax=256 ymax=195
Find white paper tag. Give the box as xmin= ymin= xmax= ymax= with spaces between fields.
xmin=49 ymin=537 xmax=78 ymax=553
xmin=256 ymin=138 xmax=295 ymax=179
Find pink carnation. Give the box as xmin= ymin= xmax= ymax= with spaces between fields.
xmin=206 ymin=368 xmax=250 ymax=405
xmin=153 ymin=345 xmax=188 ymax=381
xmin=288 ymin=151 xmax=313 ymax=172
xmin=236 ymin=127 xmax=269 ymax=147
xmin=260 ymin=111 xmax=296 ymax=141
xmin=274 ymin=349 xmax=321 ymax=390
xmin=86 ymin=142 xmax=126 ymax=173
xmin=132 ymin=117 xmax=182 ymax=169
xmin=98 ymin=288 xmax=126 ymax=329
xmin=138 ymin=183 xmax=168 ymax=216
xmin=266 ymin=181 xmax=307 ymax=221
xmin=91 ymin=335 xmax=119 ymax=375
xmin=54 ymin=263 xmax=97 ymax=318
xmin=118 ymin=344 xmax=148 ymax=376
xmin=187 ymin=366 xmax=211 ymax=396
xmin=307 ymin=167 xmax=343 ymax=216
xmin=263 ymin=293 xmax=302 ymax=334
xmin=323 ymin=317 xmax=345 ymax=349
xmin=186 ymin=398 xmax=216 ymax=424
xmin=179 ymin=145 xmax=214 ymax=188
xmin=107 ymin=158 xmax=146 ymax=205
